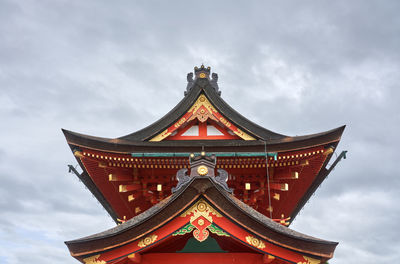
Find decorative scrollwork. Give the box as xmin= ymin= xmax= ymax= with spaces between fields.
xmin=188 ymin=94 xmax=217 ymax=114
xmin=171 ymin=168 xmax=191 ymax=193
xmin=207 ymin=223 xmax=230 ymax=237
xmin=181 ymin=199 xmax=221 ymax=219
xmin=138 ymin=234 xmax=158 ymax=248
xmin=178 ymin=199 xmax=224 ymax=242
xmin=245 ymin=235 xmax=266 ymax=249
xmin=213 ymin=169 xmax=233 ymax=193
xmin=150 ymin=92 xmax=255 ymax=141
xmin=193 ymin=227 xmax=209 ymax=242
xmin=172 ymin=223 xmax=195 ymax=236
xmin=173 ymin=223 xmax=229 ymax=238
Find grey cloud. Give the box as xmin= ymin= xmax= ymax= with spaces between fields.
xmin=1 ymin=0 xmax=399 ymax=263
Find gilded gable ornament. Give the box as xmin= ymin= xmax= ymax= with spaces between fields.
xmin=175 ymin=199 xmax=227 ymax=242
xmin=150 ymin=94 xmax=255 ymax=141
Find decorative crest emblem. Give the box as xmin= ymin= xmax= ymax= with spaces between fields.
xmin=173 ymin=199 xmax=229 ymax=242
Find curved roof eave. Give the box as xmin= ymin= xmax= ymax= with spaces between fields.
xmin=118 ymin=79 xmax=204 ymax=141
xmin=200 ymin=80 xmax=285 ymax=140
xmin=62 ymin=125 xmax=345 ymax=154
xmin=63 ymin=77 xmax=346 ymax=150
xmin=118 ymin=78 xmax=288 ymax=141
xmin=65 ymin=177 xmax=337 ymax=258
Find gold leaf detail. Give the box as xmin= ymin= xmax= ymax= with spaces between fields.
xmin=297 ymin=256 xmax=320 ymax=264
xmin=188 ymin=94 xmax=217 ymax=113
xmin=219 ymin=117 xmax=232 ymax=127
xmin=245 ymin=235 xmax=266 ymax=249
xmin=149 ymin=129 xmax=171 ymax=142
xmin=198 ymin=219 xmax=205 ymax=226
xmin=83 ymin=255 xmax=106 ymax=264
xmin=197 ymin=165 xmax=208 ymax=176
xmin=234 ymin=128 xmax=255 ymax=140
xmin=181 ymin=199 xmax=222 ymax=222
xmin=149 ymin=93 xmax=256 ymax=141
xmin=197 ymin=201 xmax=207 ymax=212
xmin=174 ymin=117 xmax=186 ymax=128
xmin=138 ymin=234 xmax=158 ymax=248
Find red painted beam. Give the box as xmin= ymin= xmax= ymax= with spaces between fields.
xmin=141 ymin=253 xmax=263 ymax=264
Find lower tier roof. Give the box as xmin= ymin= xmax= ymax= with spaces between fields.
xmin=65 ymin=177 xmax=337 ymax=263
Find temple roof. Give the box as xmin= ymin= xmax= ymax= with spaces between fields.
xmin=63 ymin=67 xmax=344 ymax=263
xmin=63 ymin=126 xmax=344 ymax=154
xmin=65 ymin=177 xmax=337 ymax=260
xmin=119 ymin=76 xmax=284 ymax=141
xmin=62 ymin=67 xmax=346 ymax=228
xmin=62 ymin=67 xmax=345 ymax=153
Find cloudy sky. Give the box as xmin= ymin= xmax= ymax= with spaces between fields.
xmin=1 ymin=0 xmax=399 ymax=263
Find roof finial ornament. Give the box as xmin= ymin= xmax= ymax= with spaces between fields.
xmin=184 ymin=65 xmax=221 ymax=96
xmin=210 ymin=73 xmax=221 ymax=95
xmin=184 ymin=72 xmax=194 ymax=96
xmin=194 ymin=64 xmax=211 ymax=79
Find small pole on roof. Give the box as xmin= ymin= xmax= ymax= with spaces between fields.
xmin=201 ymin=145 xmax=206 ymax=156
xmin=264 ymin=141 xmax=273 ymax=219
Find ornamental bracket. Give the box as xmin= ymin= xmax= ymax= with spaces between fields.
xmin=171 ymin=153 xmax=232 ymax=194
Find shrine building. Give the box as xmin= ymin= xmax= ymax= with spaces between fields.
xmin=63 ymin=65 xmax=346 ymax=264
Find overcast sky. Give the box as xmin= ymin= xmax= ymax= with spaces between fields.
xmin=1 ymin=0 xmax=399 ymax=263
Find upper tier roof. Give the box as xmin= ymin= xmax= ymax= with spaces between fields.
xmin=119 ymin=72 xmax=284 ymax=141
xmin=63 ymin=66 xmax=345 ymax=153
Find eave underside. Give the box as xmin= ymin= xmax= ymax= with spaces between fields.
xmin=64 ymin=125 xmax=343 ymax=223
